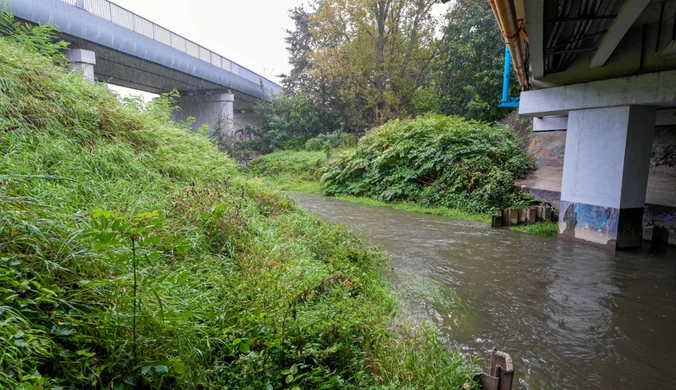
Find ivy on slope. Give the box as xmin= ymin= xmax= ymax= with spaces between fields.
xmin=321 ymin=114 xmax=533 ymax=213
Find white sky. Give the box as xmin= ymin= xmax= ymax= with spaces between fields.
xmin=107 ymin=0 xmax=448 ymax=99
xmin=112 ymin=0 xmax=307 ymax=83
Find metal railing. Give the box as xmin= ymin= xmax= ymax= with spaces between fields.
xmin=63 ymin=0 xmax=281 ymax=94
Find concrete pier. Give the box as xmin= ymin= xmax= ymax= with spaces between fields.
xmin=66 ymin=49 xmax=96 ymax=82
xmin=172 ymin=92 xmax=234 ymax=134
xmin=558 ymin=106 xmax=656 ymax=249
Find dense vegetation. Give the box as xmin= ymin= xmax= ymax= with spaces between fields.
xmin=0 ymin=18 xmax=479 ymax=389
xmin=242 ymin=1 xmax=513 ymax=156
xmin=248 ymin=94 xmax=348 ymax=153
xmin=322 ymin=115 xmax=532 ymax=214
xmin=247 ymin=151 xmax=327 ymax=192
xmin=423 ymin=1 xmax=517 ymax=122
xmin=280 ymin=0 xmax=513 ymax=132
xmin=511 ymin=222 xmax=558 ymax=237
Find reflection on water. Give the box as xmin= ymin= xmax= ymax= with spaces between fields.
xmin=292 ymin=193 xmax=676 ymax=389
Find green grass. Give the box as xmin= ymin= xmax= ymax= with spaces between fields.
xmin=0 ymin=22 xmax=479 ymax=389
xmin=246 ymin=150 xmax=326 ymax=193
xmin=511 ymin=222 xmax=559 ymax=236
xmin=334 ymin=195 xmax=491 ymax=224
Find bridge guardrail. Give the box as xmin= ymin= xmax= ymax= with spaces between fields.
xmin=58 ymin=0 xmax=281 ymax=95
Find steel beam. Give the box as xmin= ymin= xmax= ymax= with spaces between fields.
xmin=589 ymin=0 xmax=651 ymax=69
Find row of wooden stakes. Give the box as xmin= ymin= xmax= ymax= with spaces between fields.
xmin=491 ymin=205 xmax=556 ymax=228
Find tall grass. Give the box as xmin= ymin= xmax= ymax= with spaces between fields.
xmin=0 ymin=18 xmax=478 ymax=389
xmin=246 ymin=150 xmax=327 ymax=193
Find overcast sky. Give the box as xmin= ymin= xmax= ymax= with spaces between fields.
xmin=112 ymin=0 xmax=307 ymax=84
xmin=107 ymin=0 xmax=448 ymax=99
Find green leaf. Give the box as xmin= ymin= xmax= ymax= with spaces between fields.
xmin=285 ymin=374 xmax=294 ymax=384
xmin=154 ymin=365 xmax=169 ymax=375
xmin=172 ymin=360 xmax=185 ymax=375
xmin=123 ymin=376 xmax=136 ymax=386
xmin=238 ymin=342 xmax=250 ymax=353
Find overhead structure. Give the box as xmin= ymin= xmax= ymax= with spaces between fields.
xmin=6 ymin=0 xmax=283 ymax=134
xmin=488 ymin=0 xmax=676 ymax=250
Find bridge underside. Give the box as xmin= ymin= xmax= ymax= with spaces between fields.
xmin=9 ymin=0 xmax=277 ymax=139
xmin=65 ymin=40 xmax=260 ymax=136
xmin=507 ymin=0 xmax=676 ymax=249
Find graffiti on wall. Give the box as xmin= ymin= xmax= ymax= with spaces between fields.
xmin=665 ymin=210 xmax=676 ymax=224
xmin=233 ymin=127 xmax=255 ymax=143
xmin=652 ymin=144 xmax=676 ymax=168
xmin=646 ymin=205 xmax=676 ymax=227
xmin=528 ymin=132 xmax=566 ymax=167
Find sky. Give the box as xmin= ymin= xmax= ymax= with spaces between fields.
xmin=107 ymin=0 xmax=448 ymax=99
xmin=111 ymin=0 xmax=307 ymax=84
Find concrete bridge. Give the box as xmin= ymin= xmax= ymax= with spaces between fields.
xmin=5 ymin=0 xmax=283 ymax=134
xmin=490 ymin=0 xmax=676 ymax=249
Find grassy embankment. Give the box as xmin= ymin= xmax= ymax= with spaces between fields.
xmin=246 ymin=150 xmax=326 ymax=193
xmin=0 ymin=21 xmax=479 ymax=389
xmin=246 ymin=151 xmax=491 ymax=223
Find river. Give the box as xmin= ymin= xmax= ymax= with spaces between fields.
xmin=292 ymin=193 xmax=676 ymax=389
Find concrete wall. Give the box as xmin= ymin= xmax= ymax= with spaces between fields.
xmin=529 ymin=126 xmax=676 ymax=173
xmin=650 ymin=126 xmax=676 ymax=176
xmin=173 ymin=93 xmax=233 ymax=133
xmin=528 ymin=131 xmax=566 ymax=167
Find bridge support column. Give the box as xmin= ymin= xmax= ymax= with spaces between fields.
xmin=559 ymin=105 xmax=656 ymax=250
xmin=66 ymin=49 xmax=96 ymax=82
xmin=173 ymin=92 xmax=234 ymax=134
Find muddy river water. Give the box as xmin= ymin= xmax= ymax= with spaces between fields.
xmin=292 ymin=193 xmax=676 ymax=389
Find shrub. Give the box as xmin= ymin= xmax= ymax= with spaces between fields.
xmin=322 ymin=114 xmax=533 ymax=213
xmin=247 ymin=94 xmax=348 ymax=153
xmin=305 ymin=137 xmax=323 ymax=151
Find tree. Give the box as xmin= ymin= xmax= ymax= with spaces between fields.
xmin=283 ymin=0 xmax=441 ymax=131
xmin=431 ymin=0 xmax=516 ymax=122
xmin=248 ymin=94 xmax=346 ymax=153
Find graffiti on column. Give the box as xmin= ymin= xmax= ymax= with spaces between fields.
xmin=665 ymin=210 xmax=676 ymax=224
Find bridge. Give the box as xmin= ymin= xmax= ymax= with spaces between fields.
xmin=490 ymin=0 xmax=676 ymax=249
xmin=5 ymin=0 xmax=284 ymax=134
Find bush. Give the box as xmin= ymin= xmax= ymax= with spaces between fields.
xmin=322 ymin=114 xmax=533 ymax=213
xmin=247 ymin=94 xmax=348 ymax=153
xmin=0 ymin=24 xmax=478 ymax=389
xmin=305 ymin=137 xmax=323 ymax=151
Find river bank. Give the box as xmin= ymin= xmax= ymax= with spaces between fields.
xmin=292 ymin=192 xmax=676 ymax=389
xmin=0 ymin=26 xmax=479 ymax=389
xmin=244 ymin=151 xmax=560 ymax=233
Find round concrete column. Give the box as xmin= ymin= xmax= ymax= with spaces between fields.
xmin=221 ymin=92 xmax=235 ymax=134
xmin=66 ymin=49 xmax=96 ymax=82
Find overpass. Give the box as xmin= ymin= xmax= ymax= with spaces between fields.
xmin=490 ymin=0 xmax=676 ymax=249
xmin=5 ymin=0 xmax=284 ymax=134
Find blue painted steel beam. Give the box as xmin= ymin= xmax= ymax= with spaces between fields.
xmin=500 ymin=46 xmax=520 ymax=108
